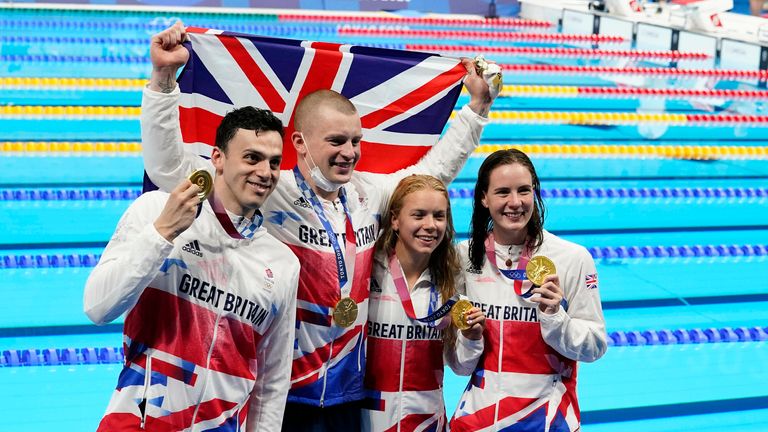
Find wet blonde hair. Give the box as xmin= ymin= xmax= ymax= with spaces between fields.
xmin=375 ymin=174 xmax=461 ymax=348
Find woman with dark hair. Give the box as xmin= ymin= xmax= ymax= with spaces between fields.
xmin=363 ymin=174 xmax=486 ymax=432
xmin=450 ymin=149 xmax=607 ymax=432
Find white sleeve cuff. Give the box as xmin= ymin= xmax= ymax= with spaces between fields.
xmin=457 ymin=330 xmax=484 ymax=352
xmin=459 ymin=104 xmax=490 ymax=125
xmin=143 ymin=83 xmax=180 ymax=96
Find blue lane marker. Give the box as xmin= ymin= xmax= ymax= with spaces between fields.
xmin=2 ymin=326 xmax=764 ymax=367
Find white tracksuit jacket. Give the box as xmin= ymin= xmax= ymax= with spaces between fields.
xmin=362 ymin=252 xmax=483 ymax=432
xmin=450 ymin=231 xmax=607 ymax=432
xmin=83 ymin=191 xmax=299 ymax=431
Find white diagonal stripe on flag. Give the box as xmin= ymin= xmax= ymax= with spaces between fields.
xmin=330 ymin=45 xmax=355 ymax=92
xmin=179 ymin=92 xmax=233 ymax=117
xmin=239 ymin=37 xmax=291 ymax=102
xmin=373 ymin=81 xmax=463 ymax=131
xmin=190 ymin=34 xmax=270 ymax=109
xmin=350 ymin=55 xmax=461 ymax=118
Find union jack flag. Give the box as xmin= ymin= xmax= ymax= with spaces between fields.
xmin=585 ymin=273 xmax=598 ymax=290
xmin=177 ymin=27 xmax=467 ymax=172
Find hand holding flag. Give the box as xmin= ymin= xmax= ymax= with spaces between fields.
xmin=149 ymin=21 xmax=190 ymax=93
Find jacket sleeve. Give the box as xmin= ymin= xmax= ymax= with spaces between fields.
xmin=539 ymin=247 xmax=608 ymax=363
xmin=141 ymin=85 xmax=214 ymax=192
xmin=83 ymin=193 xmax=175 ymax=325
xmin=245 ymin=257 xmax=300 ymax=431
xmin=444 ymin=330 xmax=483 ymax=376
xmin=356 ymin=105 xmax=489 ymax=214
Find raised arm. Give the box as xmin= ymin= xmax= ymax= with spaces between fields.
xmin=359 ymin=58 xmax=497 ymax=210
xmin=245 ymin=263 xmax=299 ymax=431
xmin=83 ymin=180 xmax=200 ymax=324
xmin=142 ymin=22 xmax=213 ymax=192
xmin=404 ymin=58 xmax=495 ymax=185
xmin=149 ymin=21 xmax=189 ymax=94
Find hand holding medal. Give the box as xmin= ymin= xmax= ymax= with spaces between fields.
xmin=526 ymin=256 xmax=564 ymax=314
xmin=153 ymin=177 xmax=206 ymax=242
xmin=451 ymin=299 xmax=485 ymax=340
xmin=451 ymin=299 xmax=473 ymax=330
xmin=187 ymin=169 xmax=213 ymax=219
xmin=188 ymin=170 xmax=213 ymax=202
xmin=525 ymin=256 xmax=556 ymax=287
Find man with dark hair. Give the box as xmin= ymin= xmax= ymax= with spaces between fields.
xmin=142 ymin=22 xmax=498 ymax=431
xmin=216 ymin=106 xmax=285 ymax=151
xmin=84 ymin=45 xmax=299 ymax=429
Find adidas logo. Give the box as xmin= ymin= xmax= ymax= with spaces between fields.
xmin=466 ymin=264 xmax=482 ymax=274
xmin=293 ymin=196 xmax=311 ymax=209
xmin=370 ymin=279 xmax=382 ymax=293
xmin=182 ymin=240 xmax=203 ymax=257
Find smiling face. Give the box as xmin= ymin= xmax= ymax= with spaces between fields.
xmin=300 ymin=105 xmax=362 ymax=185
xmin=292 ymin=90 xmax=363 ymax=198
xmin=392 ymin=188 xmax=449 ymax=264
xmin=211 ymin=128 xmax=283 ymax=217
xmin=481 ymin=162 xmax=535 ymax=245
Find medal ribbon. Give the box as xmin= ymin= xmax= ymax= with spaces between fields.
xmin=207 ymin=188 xmax=263 ymax=240
xmin=388 ymin=253 xmax=457 ymax=328
xmin=485 ymin=233 xmax=534 ymax=298
xmin=294 ymin=167 xmax=356 ymax=293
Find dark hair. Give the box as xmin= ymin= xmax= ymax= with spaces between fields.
xmin=468 ymin=149 xmax=546 ymax=271
xmin=215 ymin=106 xmax=284 ymax=152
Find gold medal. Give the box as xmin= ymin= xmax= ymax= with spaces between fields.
xmin=474 ymin=55 xmax=489 ymax=75
xmin=188 ymin=170 xmax=213 ymax=202
xmin=451 ymin=299 xmax=474 ymax=330
xmin=473 ymin=55 xmax=502 ymax=100
xmin=525 ymin=255 xmax=556 ymax=286
xmin=488 ymin=65 xmax=503 ymax=89
xmin=333 ymin=297 xmax=358 ymax=328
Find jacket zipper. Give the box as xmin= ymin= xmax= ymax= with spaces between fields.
xmin=357 ymin=327 xmax=364 ymax=371
xmin=191 ymin=312 xmax=223 ymax=428
xmin=319 ymin=335 xmax=335 ymax=408
xmin=396 ymin=337 xmax=407 ymax=432
xmin=494 ymin=320 xmax=504 ymax=432
xmin=140 ymin=355 xmax=153 ymax=429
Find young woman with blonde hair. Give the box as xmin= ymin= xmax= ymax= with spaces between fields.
xmin=363 ymin=174 xmax=486 ymax=431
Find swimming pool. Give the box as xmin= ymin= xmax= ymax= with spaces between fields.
xmin=1 ymin=5 xmax=767 ymax=431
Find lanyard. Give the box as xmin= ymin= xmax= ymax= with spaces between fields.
xmin=484 ymin=233 xmax=534 ymax=298
xmin=293 ymin=167 xmax=356 ymax=291
xmin=388 ymin=253 xmax=451 ymax=328
xmin=207 ymin=188 xmax=263 ymax=240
